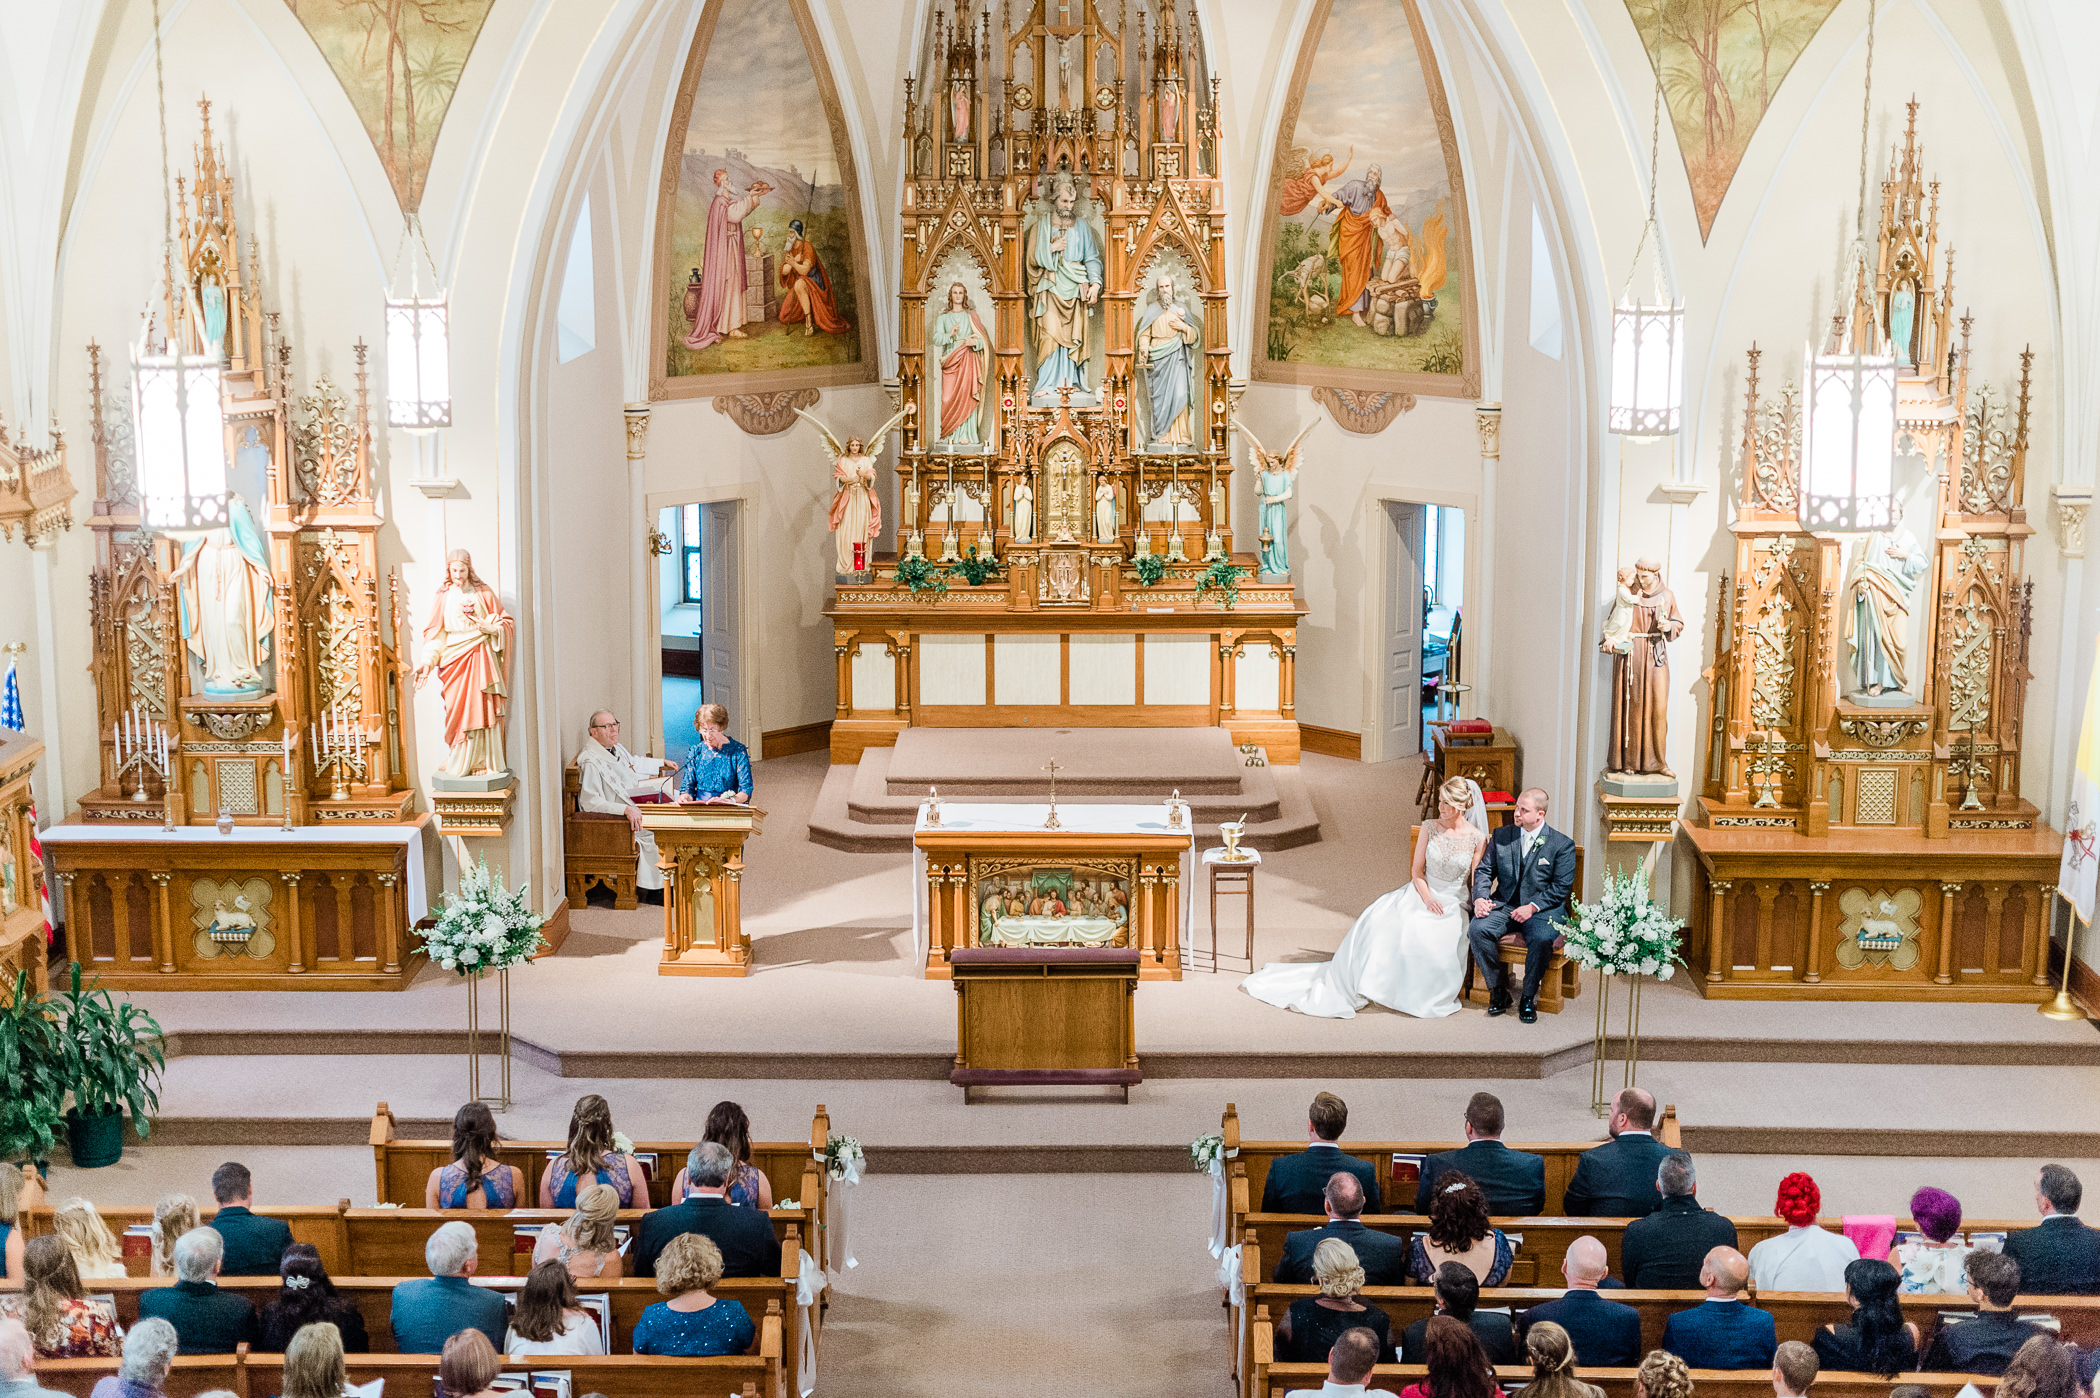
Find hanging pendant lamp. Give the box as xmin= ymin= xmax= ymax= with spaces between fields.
xmin=1609 ymin=74 xmax=1683 ymax=438
xmin=132 ymin=0 xmax=228 ymax=536
xmin=1799 ymin=0 xmax=1895 ymax=533
xmin=386 ymin=215 xmax=452 ymax=431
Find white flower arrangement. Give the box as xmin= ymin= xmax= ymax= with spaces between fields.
xmin=419 ymin=856 xmax=547 ymax=975
xmin=824 ymin=1133 xmax=865 ymax=1182
xmin=1559 ymin=867 xmax=1686 ymax=980
xmin=1190 ymin=1131 xmax=1227 ymax=1173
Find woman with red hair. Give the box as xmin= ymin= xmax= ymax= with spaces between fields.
xmin=1748 ymin=1172 xmax=1860 ymax=1293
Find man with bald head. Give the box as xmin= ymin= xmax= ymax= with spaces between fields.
xmin=575 ymin=710 xmax=677 ymax=905
xmin=1521 ymin=1237 xmax=1642 ymax=1366
xmin=1274 ymin=1172 xmax=1407 ymax=1287
xmin=1565 ymin=1088 xmax=1671 ymax=1218
xmin=1662 ymin=1246 xmax=1777 ymax=1369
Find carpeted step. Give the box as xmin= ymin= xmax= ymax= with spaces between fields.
xmin=851 ymin=744 xmax=1286 ymax=824
xmin=882 ymin=725 xmax=1250 ymax=796
xmin=812 ymin=755 xmax=1319 ymax=851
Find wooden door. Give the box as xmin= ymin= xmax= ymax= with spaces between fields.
xmin=701 ymin=501 xmax=742 ymax=743
xmin=1382 ymin=502 xmax=1426 ymax=759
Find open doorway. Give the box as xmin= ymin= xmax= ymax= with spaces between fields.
xmin=656 ymin=500 xmax=741 ymax=765
xmin=1379 ymin=501 xmax=1466 ymax=760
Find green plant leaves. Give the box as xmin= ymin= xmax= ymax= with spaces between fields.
xmin=0 ymin=970 xmax=67 ymax=1163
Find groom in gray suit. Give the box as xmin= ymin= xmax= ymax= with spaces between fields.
xmin=1468 ymin=788 xmax=1577 ymax=1023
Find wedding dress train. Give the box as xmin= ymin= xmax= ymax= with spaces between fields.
xmin=1240 ymin=816 xmax=1487 ymax=1020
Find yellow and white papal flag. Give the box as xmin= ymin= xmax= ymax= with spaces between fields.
xmin=2060 ymin=636 xmax=2100 ymax=922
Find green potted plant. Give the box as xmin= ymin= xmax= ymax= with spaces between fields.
xmin=51 ymin=965 xmax=164 ymax=1168
xmin=893 ymin=554 xmax=948 ymax=598
xmin=1196 ymin=558 xmax=1246 ymax=610
xmin=0 ymin=970 xmax=66 ymax=1175
xmin=1133 ymin=553 xmax=1169 ymax=588
xmin=946 ymin=546 xmax=1001 ymax=588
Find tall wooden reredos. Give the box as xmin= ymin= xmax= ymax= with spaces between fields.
xmin=1684 ymin=104 xmax=2055 ymax=1001
xmin=827 ymin=2 xmax=1309 ymax=764
xmin=81 ymin=99 xmax=414 ymax=830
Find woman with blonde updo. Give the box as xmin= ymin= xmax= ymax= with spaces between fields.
xmin=1635 ymin=1351 xmax=1694 ymax=1398
xmin=1523 ymin=1323 xmax=1604 ymax=1398
xmin=52 ymin=1198 xmax=126 ymax=1279
xmin=149 ymin=1194 xmax=200 ymax=1277
xmin=1277 ymin=1237 xmax=1393 ymax=1362
xmin=531 ymin=1182 xmax=624 ymax=1280
xmin=1244 ymin=774 xmax=1489 ymax=1018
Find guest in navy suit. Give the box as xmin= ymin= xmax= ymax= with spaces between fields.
xmin=1564 ymin=1089 xmax=1671 ymax=1219
xmin=1263 ymin=1091 xmax=1383 ymax=1216
xmin=2003 ymin=1165 xmax=2100 ymax=1296
xmin=1413 ymin=1093 xmax=1546 ymax=1217
xmin=1521 ymin=1238 xmax=1642 ymax=1368
xmin=1661 ymin=1246 xmax=1778 ymax=1370
xmin=1466 ymin=788 xmax=1577 ymax=1022
xmin=207 ymin=1162 xmax=294 ymax=1277
xmin=1276 ymin=1173 xmax=1408 ymax=1287
xmin=1623 ymin=1153 xmax=1738 ymax=1289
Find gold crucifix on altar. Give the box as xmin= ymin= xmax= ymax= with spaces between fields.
xmin=1042 ymin=758 xmax=1064 ymax=829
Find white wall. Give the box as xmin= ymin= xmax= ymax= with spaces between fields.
xmin=0 ymin=0 xmax=2091 ymax=923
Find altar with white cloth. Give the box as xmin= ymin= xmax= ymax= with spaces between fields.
xmin=911 ymin=803 xmax=1194 ymax=980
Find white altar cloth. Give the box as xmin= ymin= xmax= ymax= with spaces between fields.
xmin=910 ymin=803 xmax=1195 ymax=973
xmin=39 ymin=821 xmax=430 ymax=922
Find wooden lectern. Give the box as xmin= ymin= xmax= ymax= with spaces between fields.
xmin=949 ymin=947 xmax=1142 ymax=1102
xmin=641 ymin=804 xmax=764 ymax=977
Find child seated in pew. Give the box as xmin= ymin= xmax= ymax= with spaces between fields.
xmin=438 ymin=1331 xmax=504 ymax=1398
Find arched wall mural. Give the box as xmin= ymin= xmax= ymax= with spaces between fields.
xmin=1250 ymin=0 xmax=1479 ymax=400
xmin=649 ymin=0 xmax=879 ymax=397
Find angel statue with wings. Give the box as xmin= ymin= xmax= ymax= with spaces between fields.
xmin=1234 ymin=419 xmax=1318 ymax=576
xmin=798 ymin=405 xmax=909 ymax=575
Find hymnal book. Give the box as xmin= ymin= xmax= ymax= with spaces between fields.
xmin=346 ymin=1379 xmax=383 ymax=1398
xmin=1390 ymin=1154 xmax=1423 ymax=1203
xmin=122 ymin=1224 xmax=154 ymax=1263
xmin=575 ymin=1292 xmax=614 ymax=1352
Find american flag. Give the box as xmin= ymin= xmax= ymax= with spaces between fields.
xmin=0 ymin=655 xmax=51 ymax=942
xmin=0 ymin=654 xmax=20 ymax=732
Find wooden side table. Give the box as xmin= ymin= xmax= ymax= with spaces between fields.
xmin=1420 ymin=723 xmax=1520 ymax=818
xmin=1201 ymin=847 xmax=1261 ymax=972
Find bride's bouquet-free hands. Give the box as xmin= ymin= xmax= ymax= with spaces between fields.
xmin=1559 ymin=867 xmax=1685 ymax=979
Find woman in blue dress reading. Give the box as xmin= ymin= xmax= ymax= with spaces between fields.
xmin=676 ymin=702 xmax=753 ymax=805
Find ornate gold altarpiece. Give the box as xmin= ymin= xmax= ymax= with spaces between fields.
xmin=47 ymin=99 xmax=426 ymax=991
xmin=824 ymin=2 xmax=1306 ymax=764
xmin=1682 ymin=105 xmax=2057 ymax=1001
xmin=0 ymin=732 xmax=50 ymax=998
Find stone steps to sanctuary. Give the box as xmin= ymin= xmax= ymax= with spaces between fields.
xmin=807 ymin=727 xmax=1322 ymax=851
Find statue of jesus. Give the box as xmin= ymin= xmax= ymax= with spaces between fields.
xmin=415 ymin=550 xmax=514 ymax=777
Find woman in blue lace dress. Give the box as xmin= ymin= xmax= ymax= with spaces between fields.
xmin=630 ymin=1235 xmax=755 ymax=1357
xmin=538 ymin=1094 xmax=646 ymax=1208
xmin=422 ymin=1103 xmax=524 ymax=1210
xmin=1407 ymin=1173 xmax=1515 ymax=1286
xmin=670 ymin=1101 xmax=774 ymax=1211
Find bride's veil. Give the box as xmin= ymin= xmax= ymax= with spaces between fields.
xmin=1461 ymin=779 xmax=1490 ymax=837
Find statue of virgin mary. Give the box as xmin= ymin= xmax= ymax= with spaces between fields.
xmin=170 ymin=496 xmax=275 ymax=696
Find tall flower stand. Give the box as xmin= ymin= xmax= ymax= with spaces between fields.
xmin=464 ymin=967 xmax=512 ymax=1111
xmin=1589 ymin=971 xmax=1649 ymax=1116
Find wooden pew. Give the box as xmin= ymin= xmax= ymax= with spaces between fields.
xmin=369 ymin=1100 xmax=830 ymax=1220
xmin=565 ymin=762 xmax=644 ymax=910
xmin=1219 ymin=1101 xmax=1684 ymax=1246
xmin=15 ymin=1203 xmax=816 ymax=1284
xmin=1248 ymin=1359 xmax=2000 ymax=1398
xmin=4 ymin=1274 xmax=805 ymax=1397
xmin=1237 ymin=1282 xmax=2100 ymax=1398
xmin=35 ymin=1333 xmax=784 ymax=1398
xmin=1237 ymin=1213 xmax=2035 ymax=1290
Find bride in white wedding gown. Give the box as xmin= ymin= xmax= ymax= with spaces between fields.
xmin=1241 ymin=776 xmax=1489 ymax=1019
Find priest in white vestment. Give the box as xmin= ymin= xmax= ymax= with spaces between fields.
xmin=576 ymin=711 xmax=676 ymax=903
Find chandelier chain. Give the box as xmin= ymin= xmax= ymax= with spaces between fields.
xmin=1622 ymin=56 xmax=1666 ymax=306
xmin=151 ymin=0 xmax=176 ymax=344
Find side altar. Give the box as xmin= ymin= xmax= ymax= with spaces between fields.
xmin=1680 ymin=106 xmax=2057 ymax=1001
xmin=50 ymin=100 xmax=430 ymax=990
xmin=824 ymin=3 xmax=1307 ymax=764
